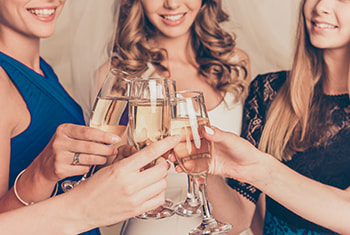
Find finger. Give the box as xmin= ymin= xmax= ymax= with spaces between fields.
xmin=63 ymin=165 xmax=91 ymax=177
xmin=172 ymin=139 xmax=210 ymax=159
xmin=135 ymin=178 xmax=167 ymax=203
xmin=73 ymin=153 xmax=108 ymax=166
xmin=135 ymin=191 xmax=166 ymax=216
xmin=58 ymin=124 xmax=121 ymax=145
xmin=113 ymin=145 xmax=137 ymax=163
xmin=134 ymin=158 xmax=168 ymax=189
xmin=67 ymin=140 xmax=118 ymax=158
xmin=124 ymin=136 xmax=180 ymax=171
xmin=118 ymin=145 xmax=137 ymax=157
xmin=167 ymin=150 xmax=177 ymax=163
xmin=175 ymin=164 xmax=185 ymax=173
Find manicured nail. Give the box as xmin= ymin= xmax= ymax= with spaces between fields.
xmin=204 ymin=126 xmax=214 ymax=135
xmin=112 ymin=135 xmax=121 ymax=143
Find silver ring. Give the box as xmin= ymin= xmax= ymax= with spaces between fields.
xmin=72 ymin=153 xmax=80 ymax=165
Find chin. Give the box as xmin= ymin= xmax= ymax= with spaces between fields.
xmin=36 ymin=29 xmax=57 ymax=39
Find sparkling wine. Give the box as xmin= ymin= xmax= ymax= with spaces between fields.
xmin=129 ymin=99 xmax=169 ymax=151
xmin=89 ymin=96 xmax=128 ymax=136
xmin=171 ymin=117 xmax=211 ymax=176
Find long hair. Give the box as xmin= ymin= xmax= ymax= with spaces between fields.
xmin=258 ymin=0 xmax=326 ymax=161
xmin=111 ymin=0 xmax=249 ymax=102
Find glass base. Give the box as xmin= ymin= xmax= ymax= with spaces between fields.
xmin=174 ymin=199 xmax=202 ymax=217
xmin=135 ymin=200 xmax=175 ymax=220
xmin=189 ymin=219 xmax=232 ymax=235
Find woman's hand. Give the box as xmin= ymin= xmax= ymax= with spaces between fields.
xmin=203 ymin=126 xmax=265 ymax=183
xmin=29 ymin=123 xmax=121 ymax=182
xmin=169 ymin=126 xmax=267 ymax=184
xmin=72 ymin=136 xmax=180 ymax=228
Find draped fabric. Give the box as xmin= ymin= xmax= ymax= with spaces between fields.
xmin=0 ymin=51 xmax=99 ymax=235
xmin=0 ymin=51 xmax=85 ymax=186
xmin=41 ymin=0 xmax=301 ymax=121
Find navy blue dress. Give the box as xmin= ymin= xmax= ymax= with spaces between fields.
xmin=227 ymin=71 xmax=350 ymax=234
xmin=0 ymin=51 xmax=100 ymax=235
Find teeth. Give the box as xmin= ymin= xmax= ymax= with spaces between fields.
xmin=315 ymin=23 xmax=336 ymax=29
xmin=29 ymin=9 xmax=55 ymax=17
xmin=164 ymin=14 xmax=184 ymax=21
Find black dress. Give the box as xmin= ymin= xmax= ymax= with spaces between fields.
xmin=227 ymin=71 xmax=350 ymax=234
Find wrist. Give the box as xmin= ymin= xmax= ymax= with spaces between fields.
xmin=249 ymin=152 xmax=277 ymax=191
xmin=16 ymin=166 xmax=58 ymax=204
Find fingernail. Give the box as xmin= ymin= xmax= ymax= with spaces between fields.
xmin=204 ymin=126 xmax=214 ymax=135
xmin=112 ymin=135 xmax=121 ymax=143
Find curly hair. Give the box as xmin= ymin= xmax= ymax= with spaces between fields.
xmin=111 ymin=0 xmax=249 ymax=102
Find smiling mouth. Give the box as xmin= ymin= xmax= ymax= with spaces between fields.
xmin=28 ymin=8 xmax=56 ymax=17
xmin=312 ymin=22 xmax=337 ymax=29
xmin=162 ymin=13 xmax=185 ymax=21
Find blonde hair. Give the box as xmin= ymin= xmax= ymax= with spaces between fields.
xmin=112 ymin=0 xmax=249 ymax=102
xmin=259 ymin=0 xmax=327 ymax=161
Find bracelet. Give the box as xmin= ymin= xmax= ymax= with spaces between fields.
xmin=14 ymin=169 xmax=59 ymax=206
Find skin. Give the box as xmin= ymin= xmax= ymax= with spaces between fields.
xmin=141 ymin=0 xmax=249 ymax=111
xmin=171 ymin=0 xmax=350 ymax=234
xmin=0 ymin=0 xmax=118 ymax=213
xmin=0 ymin=136 xmax=180 ymax=235
xmin=304 ymin=0 xmax=350 ymax=95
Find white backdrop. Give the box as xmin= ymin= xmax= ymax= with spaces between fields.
xmin=41 ymin=0 xmax=301 ymax=119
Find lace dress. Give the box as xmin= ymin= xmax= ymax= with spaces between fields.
xmin=228 ymin=71 xmax=350 ymax=234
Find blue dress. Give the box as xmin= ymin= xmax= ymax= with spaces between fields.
xmin=0 ymin=51 xmax=100 ymax=235
xmin=227 ymin=71 xmax=349 ymax=234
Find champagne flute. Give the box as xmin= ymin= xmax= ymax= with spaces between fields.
xmin=170 ymin=91 xmax=232 ymax=234
xmin=169 ymin=91 xmax=202 ymax=217
xmin=128 ymin=77 xmax=176 ymax=219
xmin=61 ymin=69 xmax=134 ymax=192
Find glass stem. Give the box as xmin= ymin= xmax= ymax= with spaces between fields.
xmin=187 ymin=175 xmax=195 ymax=198
xmin=194 ymin=175 xmax=215 ymax=223
xmin=186 ymin=175 xmax=200 ymax=206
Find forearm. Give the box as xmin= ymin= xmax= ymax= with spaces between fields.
xmin=253 ymin=154 xmax=350 ymax=234
xmin=0 ymin=168 xmax=57 ymax=212
xmin=207 ymin=175 xmax=255 ymax=235
xmin=0 ymin=193 xmax=92 ymax=235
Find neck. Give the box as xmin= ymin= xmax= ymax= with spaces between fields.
xmin=151 ymin=31 xmax=196 ymax=65
xmin=323 ymin=47 xmax=350 ymax=95
xmin=0 ymin=28 xmax=41 ymax=73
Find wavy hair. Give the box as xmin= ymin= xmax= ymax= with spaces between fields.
xmin=259 ymin=0 xmax=331 ymax=161
xmin=111 ymin=0 xmax=249 ymax=102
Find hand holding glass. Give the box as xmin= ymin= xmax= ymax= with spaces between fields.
xmin=61 ymin=69 xmax=133 ymax=192
xmin=170 ymin=91 xmax=232 ymax=234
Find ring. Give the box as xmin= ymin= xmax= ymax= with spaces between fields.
xmin=72 ymin=153 xmax=80 ymax=165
